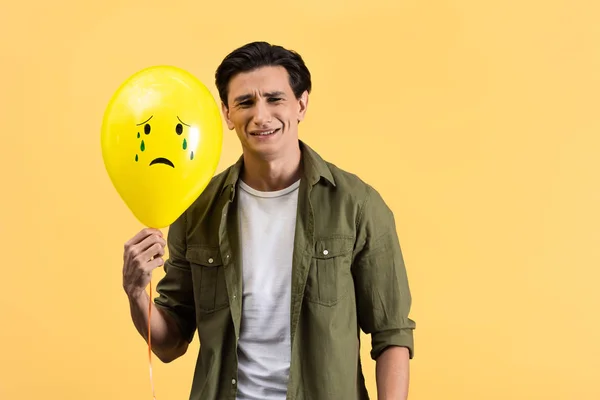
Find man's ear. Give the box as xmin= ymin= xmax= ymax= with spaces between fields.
xmin=221 ymin=102 xmax=234 ymax=130
xmin=297 ymin=90 xmax=309 ymax=122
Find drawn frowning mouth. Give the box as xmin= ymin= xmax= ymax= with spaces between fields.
xmin=149 ymin=157 xmax=174 ymax=168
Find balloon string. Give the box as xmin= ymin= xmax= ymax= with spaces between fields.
xmin=149 ymin=278 xmax=157 ymax=400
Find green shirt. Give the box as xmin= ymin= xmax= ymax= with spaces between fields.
xmin=154 ymin=140 xmax=416 ymax=400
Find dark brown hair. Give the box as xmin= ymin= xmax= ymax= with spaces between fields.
xmin=215 ymin=41 xmax=312 ymax=107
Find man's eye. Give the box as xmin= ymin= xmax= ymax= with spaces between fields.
xmin=239 ymin=101 xmax=252 ymax=107
xmin=269 ymin=97 xmax=282 ymax=102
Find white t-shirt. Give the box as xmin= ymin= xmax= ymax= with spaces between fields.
xmin=235 ymin=178 xmax=300 ymax=400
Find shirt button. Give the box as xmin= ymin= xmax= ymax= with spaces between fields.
xmin=208 ymin=258 xmax=214 ymax=264
xmin=323 ymin=249 xmax=329 ymax=255
xmin=232 ymin=379 xmax=236 ymax=385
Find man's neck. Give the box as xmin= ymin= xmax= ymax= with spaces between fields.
xmin=240 ymin=145 xmax=302 ymax=192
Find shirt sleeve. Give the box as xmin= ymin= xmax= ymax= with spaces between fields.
xmin=153 ymin=211 xmax=197 ymax=343
xmin=352 ymin=185 xmax=416 ymax=360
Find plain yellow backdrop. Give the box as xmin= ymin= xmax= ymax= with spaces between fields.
xmin=1 ymin=0 xmax=599 ymax=399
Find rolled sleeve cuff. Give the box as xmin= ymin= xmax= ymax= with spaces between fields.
xmin=153 ymin=261 xmax=197 ymax=344
xmin=371 ymin=328 xmax=415 ymax=360
xmin=153 ymin=300 xmax=196 ymax=343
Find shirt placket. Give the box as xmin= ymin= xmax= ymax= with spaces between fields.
xmin=219 ymin=186 xmax=243 ymax=397
xmin=286 ymin=177 xmax=316 ymax=399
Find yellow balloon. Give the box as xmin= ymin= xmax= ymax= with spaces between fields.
xmin=101 ymin=65 xmax=223 ymax=228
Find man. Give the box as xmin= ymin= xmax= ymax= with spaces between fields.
xmin=122 ymin=41 xmax=416 ymax=400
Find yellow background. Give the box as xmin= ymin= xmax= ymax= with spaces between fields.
xmin=1 ymin=0 xmax=599 ymax=399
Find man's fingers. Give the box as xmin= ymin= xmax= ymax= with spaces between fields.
xmin=147 ymin=256 xmax=165 ymax=272
xmin=122 ymin=229 xmax=164 ymax=298
xmin=124 ymin=228 xmax=163 ymax=249
xmin=141 ymin=242 xmax=165 ymax=262
xmin=125 ymin=232 xmax=165 ymax=262
xmin=139 ymin=232 xmax=166 ymax=249
xmin=130 ymin=242 xmax=164 ymax=269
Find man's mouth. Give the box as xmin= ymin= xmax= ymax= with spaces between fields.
xmin=249 ymin=128 xmax=280 ymax=136
xmin=149 ymin=157 xmax=175 ymax=168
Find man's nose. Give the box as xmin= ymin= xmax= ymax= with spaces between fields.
xmin=252 ymin=100 xmax=271 ymax=126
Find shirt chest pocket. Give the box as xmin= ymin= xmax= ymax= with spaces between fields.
xmin=186 ymin=246 xmax=230 ymax=313
xmin=305 ymin=236 xmax=355 ymax=306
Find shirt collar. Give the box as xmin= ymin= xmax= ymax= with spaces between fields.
xmin=299 ymin=140 xmax=335 ymax=187
xmin=220 ymin=140 xmax=335 ymax=197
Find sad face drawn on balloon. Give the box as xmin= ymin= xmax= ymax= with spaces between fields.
xmin=101 ymin=65 xmax=223 ymax=228
xmin=134 ymin=114 xmax=196 ymax=167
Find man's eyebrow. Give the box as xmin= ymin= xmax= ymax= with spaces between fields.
xmin=233 ymin=94 xmax=253 ymax=104
xmin=233 ymin=91 xmax=286 ymax=104
xmin=264 ymin=91 xmax=285 ymax=97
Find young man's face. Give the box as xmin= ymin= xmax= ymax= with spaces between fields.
xmin=222 ymin=65 xmax=308 ymax=160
